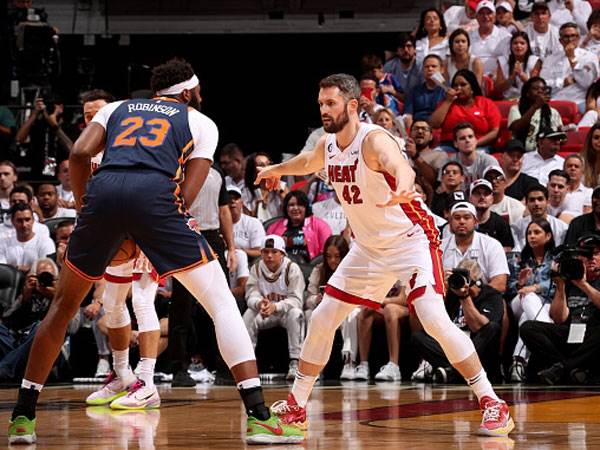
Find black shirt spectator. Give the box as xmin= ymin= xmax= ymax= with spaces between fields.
xmin=505 ymin=172 xmax=539 ymax=201
xmin=477 ymin=211 xmax=515 ymax=249
xmin=564 ymin=188 xmax=600 ymax=246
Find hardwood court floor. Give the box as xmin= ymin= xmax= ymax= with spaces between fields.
xmin=2 ymin=382 xmax=600 ymax=449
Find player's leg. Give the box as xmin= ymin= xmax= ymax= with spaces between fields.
xmin=9 ymin=265 xmax=94 ymax=444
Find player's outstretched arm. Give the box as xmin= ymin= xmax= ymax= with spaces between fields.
xmin=363 ymin=131 xmax=421 ymax=207
xmin=255 ymin=136 xmax=326 ymax=190
xmin=70 ymin=122 xmax=106 ymax=211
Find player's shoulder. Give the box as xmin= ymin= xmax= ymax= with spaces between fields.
xmin=187 ymin=107 xmax=217 ymax=130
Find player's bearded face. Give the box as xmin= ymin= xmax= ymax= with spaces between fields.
xmin=322 ymin=101 xmax=350 ymax=133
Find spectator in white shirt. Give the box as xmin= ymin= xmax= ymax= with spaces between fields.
xmin=548 ymin=0 xmax=592 ymax=35
xmin=546 ymin=169 xmax=580 ymax=224
xmin=469 ymin=1 xmax=512 ymax=76
xmin=522 ymin=127 xmax=566 ymax=186
xmin=0 ymin=186 xmax=49 ymax=241
xmin=525 ymin=2 xmax=562 ymax=60
xmin=496 ymin=32 xmax=542 ymax=101
xmin=539 ymin=22 xmax=600 ymax=105
xmin=511 ymin=184 xmax=568 ymax=251
xmin=228 ymin=185 xmax=265 ymax=261
xmin=483 ymin=165 xmax=526 ymax=225
xmin=415 ymin=8 xmax=450 ymax=67
xmin=441 ymin=202 xmax=509 ymax=292
xmin=0 ymin=204 xmax=55 ymax=272
xmin=35 ymin=183 xmax=77 ymax=221
xmin=56 ymin=160 xmax=75 ymax=209
xmin=564 ymin=154 xmax=592 ymax=215
xmin=444 ymin=0 xmax=479 ymax=33
xmin=580 ymin=10 xmax=600 ymax=57
xmin=496 ymin=2 xmax=523 ymax=35
xmin=0 ymin=160 xmax=17 ymax=211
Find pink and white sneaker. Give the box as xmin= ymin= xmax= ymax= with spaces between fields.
xmin=110 ymin=380 xmax=161 ymax=410
xmin=86 ymin=372 xmax=129 ymax=406
xmin=477 ymin=396 xmax=515 ymax=437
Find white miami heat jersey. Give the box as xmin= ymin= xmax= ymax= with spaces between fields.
xmin=324 ymin=123 xmax=438 ymax=249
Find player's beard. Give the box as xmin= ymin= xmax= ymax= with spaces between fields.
xmin=189 ymin=94 xmax=202 ymax=111
xmin=322 ymin=107 xmax=350 ymax=133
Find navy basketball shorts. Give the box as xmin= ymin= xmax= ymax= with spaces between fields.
xmin=65 ymin=169 xmax=216 ymax=280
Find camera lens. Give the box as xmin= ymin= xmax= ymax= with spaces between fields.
xmin=37 ymin=271 xmax=54 ymax=287
xmin=448 ymin=273 xmax=468 ymax=290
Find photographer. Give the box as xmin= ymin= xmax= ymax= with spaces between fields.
xmin=411 ymin=260 xmax=504 ymax=383
xmin=520 ymin=233 xmax=600 ymax=385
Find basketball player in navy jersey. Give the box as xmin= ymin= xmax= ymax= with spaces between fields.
xmin=8 ymin=59 xmax=302 ymax=445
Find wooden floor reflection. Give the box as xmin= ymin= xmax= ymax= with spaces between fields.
xmin=2 ymin=382 xmax=600 ymax=449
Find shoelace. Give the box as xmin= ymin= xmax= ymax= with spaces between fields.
xmin=103 ymin=371 xmax=117 ymax=387
xmin=271 ymin=400 xmax=301 ymax=414
xmin=127 ymin=379 xmax=145 ymax=395
xmin=482 ymin=402 xmax=503 ymax=422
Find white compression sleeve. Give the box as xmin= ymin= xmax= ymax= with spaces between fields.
xmin=132 ymin=273 xmax=160 ymax=332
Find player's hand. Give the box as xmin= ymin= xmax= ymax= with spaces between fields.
xmin=255 ymin=165 xmax=282 ymax=191
xmin=84 ymin=302 xmax=102 ymax=320
xmin=376 ymin=189 xmax=421 ymax=208
xmin=227 ymin=249 xmax=237 ymax=273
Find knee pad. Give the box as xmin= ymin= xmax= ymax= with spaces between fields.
xmin=132 ymin=273 xmax=160 ymax=332
xmin=103 ymin=295 xmax=131 ymax=329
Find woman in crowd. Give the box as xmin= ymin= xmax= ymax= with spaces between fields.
xmin=430 ymin=69 xmax=501 ymax=151
xmin=581 ymin=123 xmax=600 ymax=188
xmin=578 ymin=80 xmax=600 ymax=127
xmin=415 ymin=8 xmax=449 ymax=66
xmin=444 ymin=29 xmax=483 ymax=88
xmin=373 ymin=108 xmax=407 ymax=139
xmin=507 ymin=218 xmax=556 ymax=382
xmin=508 ymin=77 xmax=563 ymax=153
xmin=244 ymin=152 xmax=288 ymax=222
xmin=495 ymin=32 xmax=541 ymax=100
xmin=266 ymin=190 xmax=332 ymax=263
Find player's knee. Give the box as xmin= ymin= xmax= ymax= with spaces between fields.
xmin=132 ymin=295 xmax=159 ymax=332
xmin=105 ymin=302 xmax=131 ymax=329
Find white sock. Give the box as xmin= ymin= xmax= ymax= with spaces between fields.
xmin=466 ymin=369 xmax=499 ymax=402
xmin=21 ymin=379 xmax=43 ymax=392
xmin=291 ymin=370 xmax=317 ymax=408
xmin=237 ymin=377 xmax=261 ymax=390
xmin=137 ymin=358 xmax=156 ymax=388
xmin=113 ymin=349 xmax=136 ymax=386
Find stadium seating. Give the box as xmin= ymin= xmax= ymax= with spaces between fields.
xmin=548 ymin=100 xmax=580 ymax=125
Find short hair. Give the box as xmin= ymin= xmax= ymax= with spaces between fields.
xmin=361 ymin=54 xmax=383 ymax=72
xmin=81 ymin=89 xmax=115 ymax=105
xmin=9 ymin=185 xmax=32 ymax=203
xmin=423 ymin=54 xmax=443 ymax=66
xmin=0 ymin=160 xmax=17 ymax=175
xmin=36 ymin=183 xmax=57 ymax=195
xmin=220 ymin=143 xmax=244 ymax=159
xmin=587 ymin=9 xmax=600 ymax=31
xmin=319 ymin=74 xmax=360 ymax=102
xmin=9 ymin=202 xmax=32 ymax=216
xmin=526 ymin=184 xmax=548 ymax=200
xmin=442 ymin=161 xmax=464 ymax=175
xmin=282 ymin=190 xmax=312 ymax=219
xmin=565 ymin=153 xmax=585 ymax=168
xmin=396 ymin=32 xmax=416 ymax=48
xmin=548 ymin=169 xmax=570 ymax=183
xmin=55 ymin=219 xmax=75 ymax=232
xmin=150 ymin=58 xmax=195 ymax=94
xmin=559 ymin=22 xmax=579 ymax=35
xmin=453 ymin=122 xmax=475 ymax=140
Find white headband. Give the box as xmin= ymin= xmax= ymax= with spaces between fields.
xmin=156 ymin=74 xmax=199 ymax=96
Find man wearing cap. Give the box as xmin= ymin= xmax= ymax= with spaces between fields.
xmin=539 ymin=22 xmax=599 ymax=104
xmin=444 ymin=0 xmax=480 ymax=34
xmin=484 ymin=165 xmax=526 ymax=226
xmin=441 ymin=202 xmax=510 ymax=293
xmin=522 ymin=127 xmax=566 ymax=186
xmin=511 ymin=185 xmax=568 ymax=251
xmin=469 ymin=1 xmax=512 ymax=76
xmin=525 ymin=2 xmax=562 ymax=60
xmin=468 ymin=179 xmax=514 ymax=250
xmin=564 ymin=187 xmax=600 ymax=246
xmin=229 ymin=185 xmax=265 ymax=261
xmin=546 ymin=169 xmax=579 ymax=224
xmin=496 ymin=2 xmax=523 ymax=34
xmin=243 ymin=235 xmax=305 ymax=381
xmin=501 ymin=139 xmax=539 ymax=201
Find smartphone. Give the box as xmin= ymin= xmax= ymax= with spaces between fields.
xmin=360 ymin=87 xmax=375 ymax=101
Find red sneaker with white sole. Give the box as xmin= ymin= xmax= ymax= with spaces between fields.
xmin=477 ymin=396 xmax=515 ymax=437
xmin=270 ymin=393 xmax=308 ymax=431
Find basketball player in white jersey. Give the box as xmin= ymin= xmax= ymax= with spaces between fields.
xmin=81 ymin=90 xmax=163 ymax=410
xmin=256 ymin=74 xmax=514 ymax=438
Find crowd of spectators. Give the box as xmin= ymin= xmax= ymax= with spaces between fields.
xmin=1 ymin=0 xmax=600 ymax=387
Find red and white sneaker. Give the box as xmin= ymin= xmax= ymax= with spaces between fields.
xmin=477 ymin=396 xmax=515 ymax=437
xmin=270 ymin=393 xmax=308 ymax=431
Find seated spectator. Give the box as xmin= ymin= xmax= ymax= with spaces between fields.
xmin=430 ymin=71 xmax=501 ymax=152
xmin=415 ymin=8 xmax=450 ymax=67
xmin=403 ymin=55 xmax=446 ymax=130
xmin=580 ymin=10 xmax=600 ymax=57
xmin=0 ymin=187 xmax=49 ymax=240
xmin=312 ymin=191 xmax=347 ymax=236
xmin=369 ymin=56 xmax=404 ymax=116
xmin=564 ymin=187 xmax=600 ymax=245
xmin=219 ymin=143 xmax=251 ymax=213
xmin=564 ymin=155 xmax=592 ymax=216
xmin=56 ymin=160 xmax=75 ymax=209
xmin=356 ymin=282 xmax=408 ymax=381
xmin=539 ymin=22 xmax=599 ymax=105
xmin=520 ymin=233 xmax=600 ymax=385
xmin=243 ymin=235 xmax=305 ymax=380
xmin=444 ymin=0 xmax=479 ymax=33
xmin=484 ymin=165 xmax=526 ymax=226
xmin=0 ymin=204 xmax=55 ymax=272
xmin=267 ymin=190 xmax=332 ymax=263
xmin=548 ymin=0 xmax=592 ymax=34
xmin=53 ymin=219 xmax=74 ymax=269
xmin=383 ymin=33 xmax=423 ymax=101
xmin=444 ymin=28 xmax=484 ymax=89
xmin=373 ymin=108 xmax=407 ymax=139
xmin=0 ymin=160 xmax=18 ymax=212
xmin=441 ymin=202 xmax=510 ymax=292
xmin=495 ymin=32 xmax=542 ymax=100
xmin=431 ymin=161 xmax=466 ymax=217
xmin=501 ymin=140 xmax=539 ymax=201
xmin=469 ymin=1 xmax=512 ymax=76
xmin=508 ymin=77 xmax=563 ymax=153
xmin=305 ymin=235 xmax=358 ymax=380
xmin=35 ymin=183 xmax=76 ymax=220
xmin=228 ymin=185 xmax=265 ymax=261
xmin=579 ymin=79 xmax=600 ymax=127
xmin=581 ymin=124 xmax=600 ymax=187
xmin=358 ymin=75 xmax=384 ymax=123
xmin=507 ymin=218 xmax=556 ymax=382
xmin=412 ymin=259 xmax=504 ymax=383
xmin=404 ymin=120 xmax=449 ymax=187
xmin=525 ymin=2 xmax=562 ymax=61
xmin=227 ymin=248 xmax=250 ymax=308
xmin=469 ymin=179 xmax=514 ymax=250
xmin=522 ymin=127 xmax=566 ymax=186
xmin=495 ymin=1 xmax=523 ymax=34
xmin=547 ymin=169 xmax=579 ymax=224
xmin=244 ymin=152 xmax=288 ymax=222
xmin=512 ymin=185 xmax=568 ymax=250
xmin=446 ymin=123 xmax=498 ymax=186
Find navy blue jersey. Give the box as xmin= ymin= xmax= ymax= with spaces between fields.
xmin=97 ymin=99 xmax=194 ymax=179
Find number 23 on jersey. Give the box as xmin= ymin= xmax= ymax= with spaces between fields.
xmin=113 ymin=116 xmax=171 ymax=148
